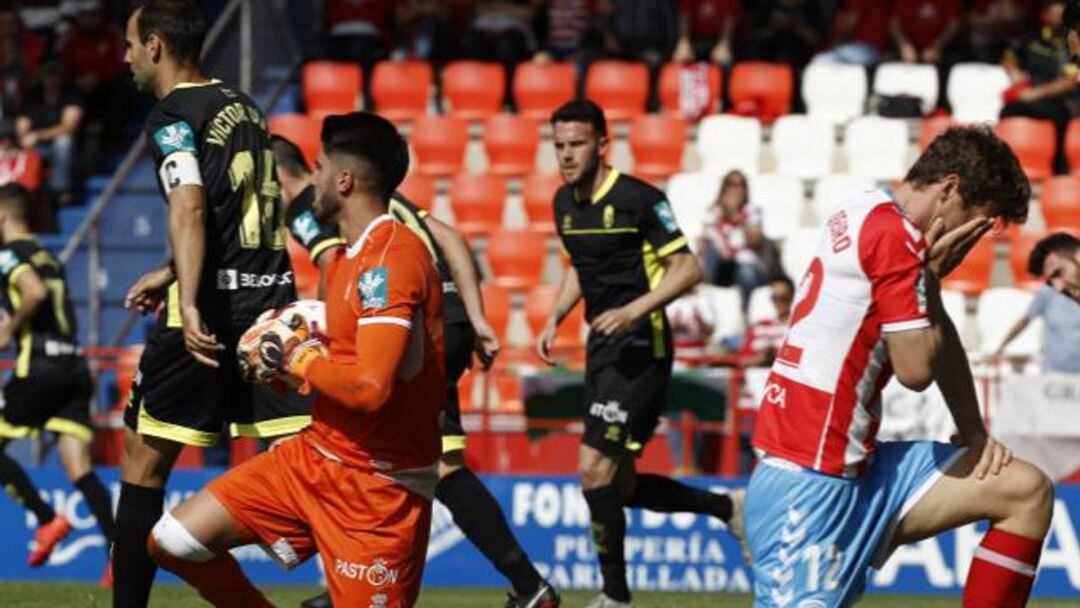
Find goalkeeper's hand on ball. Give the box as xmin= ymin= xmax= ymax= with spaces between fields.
xmin=238 ymin=313 xmax=327 ymax=386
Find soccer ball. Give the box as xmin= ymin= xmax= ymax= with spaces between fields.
xmin=238 ymin=299 xmax=327 ymax=383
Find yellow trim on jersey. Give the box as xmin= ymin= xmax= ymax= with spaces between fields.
xmin=6 ymin=284 xmax=32 ymax=378
xmin=641 ymin=242 xmax=666 ymax=359
xmin=656 ymin=236 xmax=689 ymax=259
xmin=309 ymin=237 xmax=345 ymax=264
xmin=44 ymin=418 xmax=94 ymax=443
xmin=591 ymin=168 xmax=620 ymax=204
xmin=229 ymin=415 xmax=312 ymax=439
xmin=390 ymin=199 xmax=440 ymax=262
xmin=442 ymin=435 xmax=467 ymax=454
xmin=174 ymin=79 xmax=222 ymax=89
xmin=626 ymin=439 xmax=644 ymax=453
xmin=7 ymin=263 xmax=32 ymax=286
xmin=0 ymin=418 xmax=33 ymax=439
xmin=137 ymin=401 xmax=219 ymax=447
xmin=562 ymin=228 xmax=640 ymax=236
xmin=166 ymin=283 xmax=182 ymax=328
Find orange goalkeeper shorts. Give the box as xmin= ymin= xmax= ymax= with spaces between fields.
xmin=207 ymin=434 xmax=433 ymax=607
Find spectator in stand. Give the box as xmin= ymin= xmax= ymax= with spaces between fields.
xmin=1028 ymin=231 xmax=1080 ymax=304
xmin=17 ymin=62 xmax=83 ymax=205
xmin=0 ymin=119 xmax=41 ymax=193
xmin=672 ymin=0 xmax=739 ymax=66
xmin=890 ymin=0 xmax=963 ymax=65
xmin=19 ymin=0 xmax=62 ymax=41
xmin=1002 ymin=0 xmax=1078 ymax=174
xmin=994 ymin=284 xmax=1080 ymax=373
xmin=739 ymin=275 xmax=793 ymax=367
xmin=320 ymin=0 xmax=394 ymax=102
xmin=394 ymin=1 xmax=453 ymax=62
xmin=462 ymin=1 xmax=540 ymax=108
xmin=598 ymin=0 xmax=680 ymax=109
xmin=814 ymin=0 xmax=892 ymax=66
xmin=697 ymin=169 xmax=769 ymax=312
xmin=534 ymin=0 xmax=597 ymax=62
xmin=747 ymin=0 xmax=824 ymax=68
xmin=0 ymin=3 xmax=47 ymax=117
xmin=59 ymin=0 xmax=125 ymax=152
xmin=969 ymin=0 xmax=1038 ymax=63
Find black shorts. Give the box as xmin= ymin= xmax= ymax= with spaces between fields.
xmin=440 ymin=321 xmax=475 ymax=454
xmin=582 ymin=336 xmax=672 ymax=458
xmin=123 ymin=324 xmax=312 ymax=447
xmin=1 ymin=359 xmax=94 ymax=443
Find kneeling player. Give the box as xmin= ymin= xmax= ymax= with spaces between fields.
xmin=746 ymin=126 xmax=1053 ymax=607
xmin=148 ymin=113 xmax=443 ymax=607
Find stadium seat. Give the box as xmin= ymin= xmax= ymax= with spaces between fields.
xmin=1067 ymin=119 xmax=1080 ymax=175
xmin=523 ymin=172 xmax=563 ymax=233
xmin=872 ymin=62 xmax=939 ymax=114
xmin=919 ymin=116 xmax=955 ymax=150
xmin=628 ymin=114 xmax=687 ymax=181
xmin=443 ymin=61 xmax=505 ymax=121
xmin=781 ymin=229 xmax=821 ymax=281
xmin=526 ymin=284 xmax=585 ymax=346
xmin=267 ymin=113 xmax=319 ymax=166
xmin=665 ymin=171 xmax=722 ymax=246
xmin=585 ymin=60 xmax=649 ymax=121
xmin=801 ymin=62 xmax=867 ymax=125
xmin=728 ymin=62 xmax=793 ymax=124
xmin=410 ymin=115 xmax=468 ymax=176
xmin=1040 ymin=175 xmax=1080 ymax=232
xmin=844 ymin=116 xmax=910 ymax=180
xmin=302 ymin=61 xmax=362 ymax=119
xmin=771 ymin=115 xmax=834 ymax=179
xmin=658 ymin=62 xmax=722 ymax=120
xmin=371 ymin=60 xmax=433 ymax=122
xmin=483 ymin=113 xmax=541 ymax=176
xmin=748 ymin=174 xmax=804 ymax=240
xmin=286 ymin=237 xmax=319 ymax=300
xmin=940 ymin=289 xmax=968 ymax=335
xmin=512 ymin=62 xmax=576 ymax=122
xmin=397 ymin=172 xmax=436 ymax=211
xmin=695 ymin=285 xmax=744 ymax=340
xmin=487 ymin=229 xmax=548 ymax=289
xmin=942 ymin=236 xmax=994 ymax=295
xmin=977 ymin=287 xmax=1042 ymax=357
xmin=746 ymin=285 xmax=776 ymax=325
xmin=696 ymin=114 xmax=762 ymax=175
xmin=481 ymin=283 xmax=513 ymax=344
xmin=449 ymin=173 xmax=508 ymax=236
xmin=1008 ymin=232 xmax=1046 ymax=290
xmin=947 ymin=63 xmax=1011 ymax=123
xmin=995 ymin=117 xmax=1056 ymax=181
xmin=810 ymin=175 xmax=875 ymax=224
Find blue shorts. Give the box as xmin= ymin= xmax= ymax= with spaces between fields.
xmin=745 ymin=441 xmax=965 ymax=607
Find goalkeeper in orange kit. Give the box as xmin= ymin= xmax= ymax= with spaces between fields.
xmin=144 ymin=112 xmax=445 ymax=607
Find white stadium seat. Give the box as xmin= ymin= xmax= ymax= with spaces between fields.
xmin=873 ymin=62 xmax=939 ymax=115
xmin=771 ymin=115 xmax=835 ymax=179
xmin=940 ymin=288 xmax=973 ymax=348
xmin=844 ymin=116 xmax=911 ymax=180
xmin=697 ymin=285 xmax=746 ymax=340
xmin=947 ymin=63 xmax=1011 ymax=123
xmin=665 ymin=171 xmax=721 ymax=247
xmin=749 ymin=174 xmax=805 ymax=240
xmin=781 ymin=228 xmax=822 ymax=281
xmin=747 ymin=285 xmax=776 ymax=325
xmin=696 ymin=114 xmax=762 ymax=175
xmin=810 ymin=174 xmax=876 ymax=224
xmin=976 ymin=287 xmax=1043 ymax=357
xmin=802 ymin=62 xmax=868 ymax=125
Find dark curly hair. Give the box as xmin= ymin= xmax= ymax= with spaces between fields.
xmin=905 ymin=125 xmax=1030 ymax=225
xmin=1028 ymin=232 xmax=1080 ymax=277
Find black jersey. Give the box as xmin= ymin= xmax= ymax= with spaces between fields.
xmin=554 ymin=169 xmax=690 ymax=359
xmin=0 ymin=237 xmax=81 ymax=378
xmin=145 ymin=80 xmax=295 ymax=331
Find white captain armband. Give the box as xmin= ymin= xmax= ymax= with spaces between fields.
xmin=158 ymin=151 xmax=203 ymax=194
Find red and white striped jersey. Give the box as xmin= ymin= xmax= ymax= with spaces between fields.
xmin=751 ymin=189 xmax=930 ymax=477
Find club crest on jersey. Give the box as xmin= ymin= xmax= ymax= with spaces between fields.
xmin=153 ymin=121 xmax=196 ymax=155
xmin=0 ymin=250 xmax=18 ymax=274
xmin=291 ymin=211 xmax=320 ymax=246
xmin=358 ymin=266 xmax=388 ymax=309
xmin=653 ymin=200 xmax=679 ymax=233
xmin=562 ymin=214 xmax=572 ymax=232
xmin=603 ymin=204 xmax=615 ymax=229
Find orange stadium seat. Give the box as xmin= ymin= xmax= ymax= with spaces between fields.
xmin=302 ymin=61 xmax=362 ymax=120
xmin=482 ymin=283 xmax=513 ymax=344
xmin=397 ymin=172 xmax=436 ymax=211
xmin=449 ymin=173 xmax=507 ymax=236
xmin=411 ymin=115 xmax=468 ymax=176
xmin=1040 ymin=175 xmax=1080 ymax=232
xmin=286 ymin=237 xmax=320 ymax=300
xmin=629 ymin=114 xmax=687 ymax=180
xmin=268 ymin=113 xmax=320 ymax=167
xmin=1008 ymin=232 xmax=1046 ymax=290
xmin=658 ymin=62 xmax=721 ymax=119
xmin=585 ymin=60 xmax=649 ymax=122
xmin=728 ymin=62 xmax=793 ymax=124
xmin=523 ymin=172 xmax=562 ymax=233
xmin=1067 ymin=119 xmax=1080 ymax=175
xmin=483 ymin=114 xmax=541 ymax=176
xmin=996 ymin=117 xmax=1056 ymax=181
xmin=487 ymin=229 xmax=547 ymax=289
xmin=371 ymin=60 xmax=433 ymax=122
xmin=513 ymin=62 xmax=576 ymax=121
xmin=942 ymin=236 xmax=994 ymax=295
xmin=919 ymin=116 xmax=954 ymax=150
xmin=526 ymin=284 xmax=585 ymax=347
xmin=443 ymin=61 xmax=506 ymax=121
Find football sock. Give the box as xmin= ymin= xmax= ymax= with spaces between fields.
xmin=113 ymin=482 xmax=164 ymax=608
xmin=149 ymin=535 xmax=274 ymax=608
xmin=75 ymin=472 xmax=115 ymax=547
xmin=436 ymin=467 xmax=543 ymax=596
xmin=0 ymin=452 xmax=55 ymax=525
xmin=583 ymin=484 xmax=630 ymax=603
xmin=962 ymin=528 xmax=1042 ymax=608
xmin=626 ymin=474 xmax=733 ymax=521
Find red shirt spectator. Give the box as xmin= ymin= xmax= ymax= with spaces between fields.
xmin=0 ymin=146 xmax=42 ymax=192
xmin=891 ymin=0 xmax=963 ymax=52
xmin=60 ymin=17 xmax=124 ymax=90
xmin=680 ymin=0 xmax=739 ymax=39
xmin=324 ymin=0 xmax=394 ymax=44
xmin=840 ymin=0 xmax=892 ymax=52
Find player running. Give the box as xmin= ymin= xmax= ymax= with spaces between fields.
xmin=747 ymin=126 xmax=1054 ymax=607
xmin=148 ymin=112 xmax=441 ymax=607
xmin=115 ymin=2 xmax=306 ymax=605
xmin=272 ymin=135 xmax=559 ymax=608
xmin=538 ymin=100 xmax=742 ymax=608
xmin=0 ymin=184 xmax=115 ymax=576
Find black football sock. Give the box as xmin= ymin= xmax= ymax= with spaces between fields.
xmin=113 ymin=481 xmax=164 ymax=608
xmin=436 ymin=467 xmax=543 ymax=596
xmin=74 ymin=472 xmax=115 ymax=548
xmin=583 ymin=484 xmax=629 ymax=603
xmin=626 ymin=474 xmax=733 ymax=521
xmin=0 ymin=452 xmax=55 ymax=525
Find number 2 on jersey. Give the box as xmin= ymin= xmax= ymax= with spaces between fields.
xmin=777 ymin=257 xmax=824 ymax=369
xmin=230 ymin=150 xmax=286 ymax=250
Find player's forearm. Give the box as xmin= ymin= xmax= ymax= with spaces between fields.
xmin=168 ymin=186 xmax=208 ymax=309
xmin=995 ymin=318 xmax=1029 ymax=353
xmin=303 ymin=325 xmax=409 ymax=413
xmin=627 ymin=252 xmax=703 ymax=320
xmin=315 ymin=252 xmax=333 ymax=300
xmin=934 ymin=310 xmax=987 ymax=439
xmin=427 ymin=217 xmax=486 ymax=326
xmin=552 ymin=266 xmax=583 ymax=325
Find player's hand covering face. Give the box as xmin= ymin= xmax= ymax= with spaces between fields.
xmin=925 ymin=216 xmax=993 ymax=277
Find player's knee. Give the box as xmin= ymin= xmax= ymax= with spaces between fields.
xmin=998 ymin=460 xmax=1055 ymax=526
xmin=149 ymin=511 xmax=216 ymax=567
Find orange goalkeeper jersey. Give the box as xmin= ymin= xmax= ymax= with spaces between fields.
xmin=303 ymin=214 xmax=445 ymax=476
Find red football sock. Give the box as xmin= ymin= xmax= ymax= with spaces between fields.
xmin=963 ymin=528 xmax=1043 ymax=608
xmin=149 ymin=535 xmax=275 ymax=608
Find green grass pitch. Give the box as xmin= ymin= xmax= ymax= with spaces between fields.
xmin=1 ymin=584 xmax=1079 ymax=607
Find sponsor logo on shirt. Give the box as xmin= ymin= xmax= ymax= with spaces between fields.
xmin=291 ymin=211 xmax=321 ymax=246
xmin=0 ymin=250 xmax=18 ymax=274
xmin=216 ymin=269 xmax=294 ymax=290
xmin=359 ymin=266 xmax=389 ymax=309
xmin=153 ymin=121 xmax=197 ymax=156
xmin=654 ymin=200 xmax=679 ymax=233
